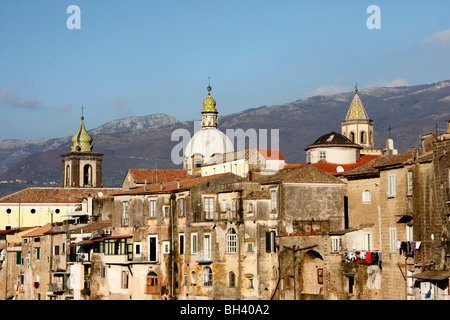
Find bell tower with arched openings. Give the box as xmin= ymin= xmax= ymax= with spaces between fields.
xmin=61 ymin=112 xmax=103 ymax=188
xmin=341 ymin=85 xmax=376 ymax=154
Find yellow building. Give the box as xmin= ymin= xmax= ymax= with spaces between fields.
xmin=0 ymin=116 xmax=120 ymax=229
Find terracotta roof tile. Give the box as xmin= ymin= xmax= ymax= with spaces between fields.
xmin=22 ymin=223 xmax=52 ymax=238
xmin=114 ymin=173 xmax=237 ymax=196
xmin=128 ymin=169 xmax=193 ymax=184
xmin=0 ymin=187 xmax=122 ymax=204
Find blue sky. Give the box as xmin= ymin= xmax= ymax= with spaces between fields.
xmin=1 ymin=0 xmax=450 ymax=140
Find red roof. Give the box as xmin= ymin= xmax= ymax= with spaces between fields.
xmin=284 ymin=154 xmax=379 ymax=175
xmin=0 ymin=187 xmax=122 ymax=204
xmin=114 ymin=173 xmax=235 ymax=196
xmin=127 ymin=169 xmax=193 ymax=184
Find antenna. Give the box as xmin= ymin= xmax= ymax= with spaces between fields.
xmin=81 ymin=105 xmax=85 ymax=120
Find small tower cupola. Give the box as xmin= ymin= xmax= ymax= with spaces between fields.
xmin=61 ymin=111 xmax=104 ymax=188
xmin=201 ymin=85 xmax=219 ymax=129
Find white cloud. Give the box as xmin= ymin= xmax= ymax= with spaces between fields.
xmin=0 ymin=88 xmax=43 ymax=109
xmin=307 ymin=84 xmax=352 ymax=96
xmin=422 ymin=29 xmax=450 ymax=48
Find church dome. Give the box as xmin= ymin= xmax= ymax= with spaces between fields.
xmin=202 ymin=85 xmax=217 ymax=113
xmin=184 ymin=127 xmax=234 ymax=164
xmin=71 ymin=117 xmax=93 ymax=152
xmin=304 ymin=132 xmax=362 ymax=150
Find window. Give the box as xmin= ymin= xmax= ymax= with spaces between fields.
xmin=121 ymin=271 xmax=128 ymax=289
xmin=16 ymin=252 xmax=22 ymax=265
xmin=229 ymin=271 xmax=236 ymax=288
xmin=101 ymin=266 xmax=106 ymax=278
xmin=202 ymin=267 xmax=213 ymax=287
xmin=6 ymin=208 xmax=11 ymax=214
xmin=148 ymin=235 xmax=158 ymax=262
xmin=362 ymin=190 xmax=371 ymax=203
xmin=54 ymin=245 xmax=60 ymax=256
xmin=350 ymin=132 xmax=355 ymax=142
xmin=191 ymin=233 xmax=198 ymax=254
xmin=134 ymin=242 xmax=142 ymax=257
xmin=146 ymin=272 xmax=159 ymax=294
xmin=204 ymin=197 xmax=214 ymax=220
xmin=248 ymin=202 xmax=253 ymax=212
xmin=203 ymin=234 xmax=211 ymax=260
xmin=149 ymin=199 xmax=156 ymax=218
xmin=389 ymin=228 xmax=397 ymax=252
xmin=195 ymin=160 xmax=202 ymax=168
xmin=317 ymin=268 xmax=324 ymax=284
xmin=388 ymin=173 xmax=396 ymax=197
xmin=270 ymin=189 xmax=277 ymax=212
xmin=360 ymin=131 xmax=366 ymax=144
xmin=227 ymin=228 xmax=237 ymax=253
xmin=247 ymin=242 xmax=254 ymax=253
xmin=407 ymin=170 xmax=413 ymax=195
xmin=121 ymin=202 xmax=129 ymax=226
xmin=406 ymin=224 xmax=414 ymax=242
xmin=331 ymin=237 xmax=340 ymax=252
xmin=35 ymin=248 xmax=40 ymax=260
xmin=178 ymin=198 xmax=185 ymax=217
xmin=306 ymin=151 xmax=311 ymax=163
xmin=266 ymin=231 xmax=276 ymax=253
xmin=231 ymin=199 xmax=237 ymax=219
xmin=319 ymin=151 xmax=326 ymax=161
xmin=162 ymin=241 xmax=170 ymax=254
xmin=179 ymin=234 xmax=185 ymax=255
xmin=30 ymin=209 xmax=36 ymax=215
xmin=221 ymin=199 xmax=226 ymax=212
xmin=83 ymin=164 xmax=92 ymax=186
xmin=65 ymin=165 xmax=70 ymax=186
xmin=247 ymin=278 xmax=254 ymax=289
xmin=347 ymin=275 xmax=355 ymax=294
xmin=55 ymin=209 xmax=60 ymax=214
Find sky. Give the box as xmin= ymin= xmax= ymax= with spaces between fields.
xmin=1 ymin=0 xmax=450 ymax=140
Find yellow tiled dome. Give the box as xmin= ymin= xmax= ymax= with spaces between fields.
xmin=345 ymin=91 xmax=369 ymax=120
xmin=71 ymin=117 xmax=93 ymax=152
xmin=202 ymin=86 xmax=217 ymax=113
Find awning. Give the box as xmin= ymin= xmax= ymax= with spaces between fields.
xmin=93 ymin=235 xmax=133 ymax=242
xmin=410 ymin=270 xmax=450 ymax=281
xmin=396 ymin=215 xmax=413 ymax=223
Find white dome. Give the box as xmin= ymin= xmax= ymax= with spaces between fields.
xmin=184 ymin=127 xmax=234 ymax=163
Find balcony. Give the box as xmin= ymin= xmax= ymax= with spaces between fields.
xmin=196 ymin=251 xmax=213 ymax=264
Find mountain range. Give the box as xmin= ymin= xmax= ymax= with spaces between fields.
xmin=0 ymin=80 xmax=449 ymax=197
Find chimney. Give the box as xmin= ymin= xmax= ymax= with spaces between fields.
xmin=177 ymin=180 xmax=180 ymax=189
xmin=160 ymin=183 xmax=163 ymax=191
xmin=144 ymin=179 xmax=147 ymax=192
xmin=447 ymin=120 xmax=450 ymax=134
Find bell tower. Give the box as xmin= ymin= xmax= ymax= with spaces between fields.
xmin=341 ymin=85 xmax=375 ymax=151
xmin=61 ymin=113 xmax=103 ymax=188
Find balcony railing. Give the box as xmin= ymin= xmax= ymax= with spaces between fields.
xmin=196 ymin=251 xmax=212 ymax=262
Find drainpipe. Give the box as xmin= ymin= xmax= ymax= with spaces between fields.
xmin=170 ymin=195 xmax=175 ymax=299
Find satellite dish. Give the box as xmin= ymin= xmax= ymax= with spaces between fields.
xmin=98 ymin=192 xmax=104 ymax=198
xmin=97 ymin=229 xmax=104 ymax=236
xmin=336 ymin=166 xmax=344 ymax=173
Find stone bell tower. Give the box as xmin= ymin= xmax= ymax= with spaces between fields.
xmin=61 ymin=114 xmax=103 ymax=188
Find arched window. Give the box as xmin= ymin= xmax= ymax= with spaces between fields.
xmin=83 ymin=164 xmax=92 ymax=186
xmin=360 ymin=131 xmax=366 ymax=144
xmin=350 ymin=132 xmax=355 ymax=142
xmin=227 ymin=228 xmax=237 ymax=253
xmin=229 ymin=271 xmax=236 ymax=288
xmin=146 ymin=271 xmax=159 ymax=294
xmin=203 ymin=267 xmax=213 ymax=287
xmin=362 ymin=190 xmax=371 ymax=203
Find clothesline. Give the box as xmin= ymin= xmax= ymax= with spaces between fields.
xmin=344 ymin=250 xmax=382 ymax=265
xmin=398 ymin=241 xmax=421 ymax=258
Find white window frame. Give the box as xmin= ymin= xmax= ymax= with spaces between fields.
xmin=149 ymin=199 xmax=157 ymax=218
xmin=362 ymin=190 xmax=371 ymax=203
xmin=204 ymin=233 xmax=211 ymax=260
xmin=389 ymin=228 xmax=397 ymax=253
xmin=191 ymin=233 xmax=198 ymax=254
xmin=134 ymin=242 xmax=142 ymax=257
xmin=162 ymin=241 xmax=170 ymax=254
xmin=122 ymin=201 xmax=129 ymax=226
xmin=221 ymin=199 xmax=227 ymax=212
xmin=148 ymin=235 xmax=158 ymax=262
xmin=406 ymin=224 xmax=414 ymax=242
xmin=179 ymin=234 xmax=185 ymax=255
xmin=226 ymin=228 xmax=237 ymax=254
xmin=331 ymin=237 xmax=340 ymax=252
xmin=202 ymin=267 xmax=213 ymax=287
xmin=363 ymin=232 xmax=372 ymax=252
xmin=204 ymin=197 xmax=215 ymax=220
xmin=178 ymin=198 xmax=185 ymax=217
xmin=319 ymin=150 xmax=326 ymax=161
xmin=270 ymin=189 xmax=277 ymax=212
xmin=231 ymin=199 xmax=237 ymax=219
xmin=388 ymin=173 xmax=396 ymax=197
xmin=407 ymin=170 xmax=413 ymax=195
